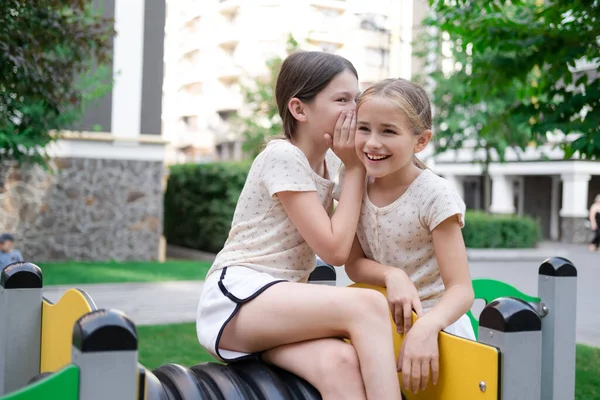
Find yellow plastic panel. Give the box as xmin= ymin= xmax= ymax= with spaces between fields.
xmin=40 ymin=289 xmax=97 ymax=372
xmin=350 ymin=283 xmax=500 ymax=400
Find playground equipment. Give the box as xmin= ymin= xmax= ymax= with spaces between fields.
xmin=0 ymin=256 xmax=577 ymax=399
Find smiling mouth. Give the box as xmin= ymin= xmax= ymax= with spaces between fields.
xmin=365 ymin=153 xmax=390 ymax=161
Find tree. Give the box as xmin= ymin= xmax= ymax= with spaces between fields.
xmin=425 ymin=0 xmax=600 ymax=160
xmin=0 ymin=0 xmax=115 ymax=167
xmin=236 ymin=35 xmax=299 ymax=159
xmin=413 ymin=26 xmax=535 ymax=210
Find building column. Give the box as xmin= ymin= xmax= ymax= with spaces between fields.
xmin=111 ymin=0 xmax=146 ymax=141
xmin=550 ymin=176 xmax=561 ymax=241
xmin=489 ymin=174 xmax=516 ymax=214
xmin=560 ymin=172 xmax=591 ymax=243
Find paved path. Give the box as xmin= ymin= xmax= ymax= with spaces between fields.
xmin=43 ymin=280 xmax=204 ymax=326
xmin=43 ymin=242 xmax=598 ymax=346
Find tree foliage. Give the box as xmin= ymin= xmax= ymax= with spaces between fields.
xmin=0 ymin=0 xmax=115 ymax=167
xmin=237 ymin=35 xmax=299 ymax=159
xmin=424 ymin=0 xmax=600 ymax=159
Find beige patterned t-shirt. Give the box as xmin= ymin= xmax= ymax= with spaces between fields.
xmin=205 ymin=139 xmax=343 ymax=282
xmin=356 ymin=169 xmax=466 ymax=310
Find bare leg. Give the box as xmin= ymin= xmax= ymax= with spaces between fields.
xmin=262 ymin=338 xmax=366 ymax=400
xmin=220 ymin=283 xmax=401 ymax=400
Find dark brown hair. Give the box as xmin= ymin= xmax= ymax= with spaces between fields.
xmin=357 ymin=78 xmax=432 ymax=169
xmin=275 ymin=51 xmax=358 ymax=139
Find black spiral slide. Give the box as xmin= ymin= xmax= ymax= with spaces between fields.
xmin=152 ymin=363 xmax=214 ymax=399
xmin=190 ymin=362 xmax=258 ymax=400
xmin=145 ymin=360 xmax=325 ymax=400
xmin=228 ymin=360 xmax=295 ymax=399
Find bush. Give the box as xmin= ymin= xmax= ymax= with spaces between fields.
xmin=164 ymin=161 xmax=250 ymax=254
xmin=462 ymin=211 xmax=541 ymax=248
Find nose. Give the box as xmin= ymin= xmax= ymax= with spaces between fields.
xmin=365 ymin=134 xmax=382 ymax=150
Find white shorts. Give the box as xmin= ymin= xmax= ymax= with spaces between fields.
xmin=196 ymin=266 xmax=287 ymax=362
xmin=441 ymin=313 xmax=476 ymax=341
xmin=196 ymin=266 xmax=476 ymax=362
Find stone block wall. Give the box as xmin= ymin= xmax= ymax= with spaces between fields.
xmin=561 ymin=217 xmax=593 ymax=245
xmin=0 ymin=158 xmax=165 ymax=262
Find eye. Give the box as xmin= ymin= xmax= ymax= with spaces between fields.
xmin=337 ymin=98 xmax=347 ymax=103
xmin=358 ymin=126 xmax=370 ymax=132
xmin=383 ymin=129 xmax=397 ymax=135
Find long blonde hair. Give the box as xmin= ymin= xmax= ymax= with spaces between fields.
xmin=356 ymin=78 xmax=432 ymax=169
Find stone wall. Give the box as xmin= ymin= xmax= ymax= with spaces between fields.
xmin=561 ymin=217 xmax=592 ymax=244
xmin=0 ymin=158 xmax=164 ymax=262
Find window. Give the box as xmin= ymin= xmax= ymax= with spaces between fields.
xmin=218 ymin=110 xmax=236 ymax=121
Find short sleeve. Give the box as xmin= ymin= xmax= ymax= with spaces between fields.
xmin=420 ymin=182 xmax=466 ymax=231
xmin=260 ymin=142 xmax=317 ymax=198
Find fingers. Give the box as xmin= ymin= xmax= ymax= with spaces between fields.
xmin=393 ymin=303 xmax=404 ymax=333
xmin=401 ymin=353 xmax=411 ymax=390
xmin=337 ymin=110 xmax=353 ymax=146
xmin=420 ymin=360 xmax=430 ymax=391
xmin=413 ymin=298 xmax=424 ymax=318
xmin=432 ymin=354 xmax=440 ymax=386
xmin=332 ymin=111 xmax=347 ymax=144
xmin=403 ymin=302 xmax=412 ymax=333
xmin=411 ymin=359 xmax=422 ymax=393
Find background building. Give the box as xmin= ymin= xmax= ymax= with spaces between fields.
xmin=0 ymin=0 xmax=168 ymax=262
xmin=161 ymin=0 xmax=427 ymax=164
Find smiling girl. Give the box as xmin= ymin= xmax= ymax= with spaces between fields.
xmin=345 ymin=78 xmax=475 ymax=395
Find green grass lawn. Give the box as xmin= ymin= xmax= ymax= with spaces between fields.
xmin=36 ymin=260 xmax=212 ymax=285
xmin=137 ymin=322 xmax=599 ymax=399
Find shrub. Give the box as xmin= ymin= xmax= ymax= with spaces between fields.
xmin=164 ymin=161 xmax=250 ymax=254
xmin=462 ymin=211 xmax=541 ymax=248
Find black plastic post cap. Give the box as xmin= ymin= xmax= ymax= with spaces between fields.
xmin=479 ymin=297 xmax=542 ymax=333
xmin=308 ymin=262 xmax=337 ymax=282
xmin=72 ymin=309 xmax=138 ymax=352
xmin=0 ymin=262 xmax=42 ymax=289
xmin=539 ymin=257 xmax=577 ymax=277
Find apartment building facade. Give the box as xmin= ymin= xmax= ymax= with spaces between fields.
xmin=162 ymin=0 xmax=423 ymax=164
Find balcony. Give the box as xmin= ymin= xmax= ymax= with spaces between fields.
xmin=217 ymin=23 xmax=240 ymax=50
xmin=214 ymin=89 xmax=243 ymax=113
xmin=218 ymin=0 xmax=240 ymax=17
xmin=306 ymin=30 xmax=345 ymax=46
xmin=180 ymin=65 xmax=203 ymax=87
xmin=216 ymin=64 xmax=242 ymax=85
xmin=310 ymin=0 xmax=347 ymax=12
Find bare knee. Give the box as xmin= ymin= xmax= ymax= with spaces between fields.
xmin=317 ymin=341 xmax=360 ymax=376
xmin=354 ymin=289 xmax=390 ymax=322
xmin=314 ymin=342 xmax=365 ymax=398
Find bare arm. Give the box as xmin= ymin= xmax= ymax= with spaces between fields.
xmin=345 ymin=236 xmax=403 ymax=286
xmin=278 ymin=166 xmax=365 ymax=266
xmin=590 ymin=204 xmax=598 ymax=230
xmin=416 ymin=216 xmax=474 ymax=332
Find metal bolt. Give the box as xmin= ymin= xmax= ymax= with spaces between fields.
xmin=488 ymin=330 xmax=493 ymax=338
xmin=540 ymin=302 xmax=549 ymax=317
xmin=479 ymin=381 xmax=487 ymax=392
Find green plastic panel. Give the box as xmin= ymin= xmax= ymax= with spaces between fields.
xmin=468 ymin=279 xmax=540 ymax=338
xmin=0 ymin=365 xmax=79 ymax=400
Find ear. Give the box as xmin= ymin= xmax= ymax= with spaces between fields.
xmin=414 ymin=129 xmax=432 ymax=153
xmin=288 ymin=97 xmax=308 ymax=122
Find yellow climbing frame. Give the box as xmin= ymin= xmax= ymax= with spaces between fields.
xmin=350 ymin=284 xmax=500 ymax=400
